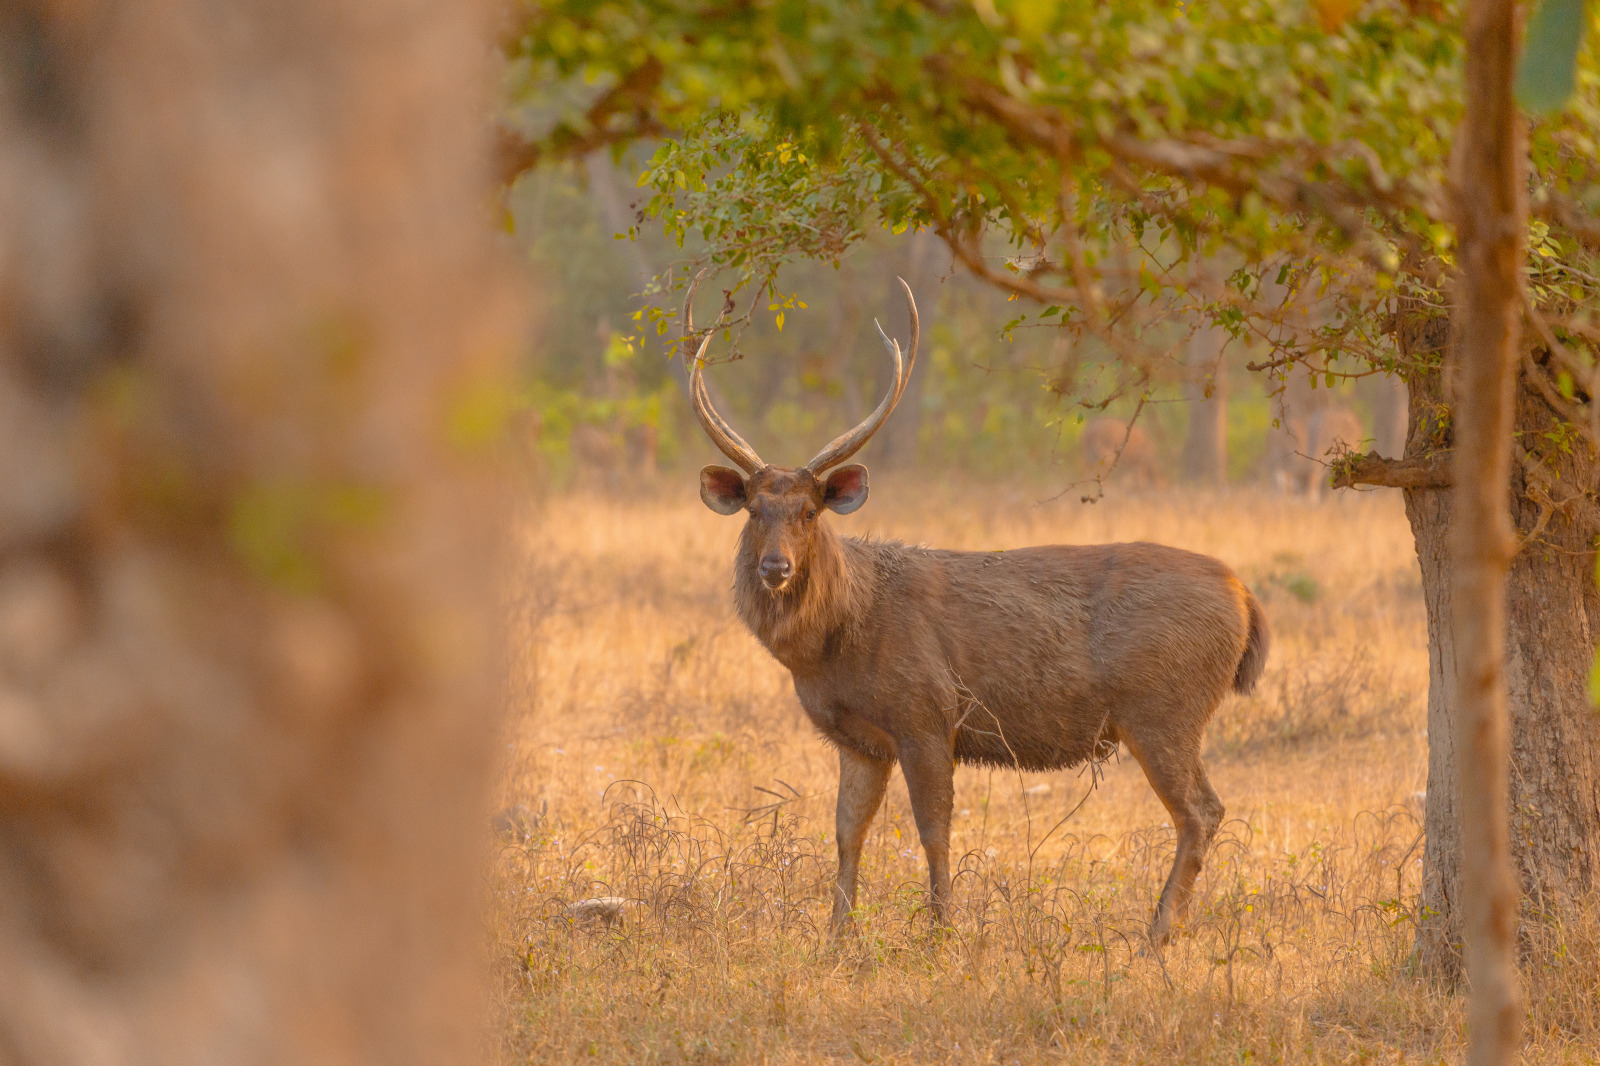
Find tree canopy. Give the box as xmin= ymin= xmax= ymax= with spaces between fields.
xmin=505 ymin=0 xmax=1599 ymax=443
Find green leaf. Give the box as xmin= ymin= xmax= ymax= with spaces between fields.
xmin=1516 ymin=0 xmax=1588 ymax=116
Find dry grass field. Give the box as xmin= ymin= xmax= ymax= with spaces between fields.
xmin=491 ymin=477 xmax=1598 ymax=1064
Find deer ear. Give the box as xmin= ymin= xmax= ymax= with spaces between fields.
xmin=822 ymin=464 xmax=869 ymax=514
xmin=699 ymin=466 xmax=748 ymax=515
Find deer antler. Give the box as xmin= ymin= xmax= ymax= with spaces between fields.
xmin=804 ymin=277 xmax=919 ymax=475
xmin=684 ymin=271 xmax=766 ymax=475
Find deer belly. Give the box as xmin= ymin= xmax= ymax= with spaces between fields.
xmin=953 ymin=700 xmax=1109 ymax=771
xmin=793 ymin=681 xmax=895 ymax=761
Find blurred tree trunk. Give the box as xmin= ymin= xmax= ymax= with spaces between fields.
xmin=1450 ymin=3 xmax=1523 ymax=1060
xmin=1180 ymin=326 xmax=1228 ymax=486
xmin=1265 ymin=362 xmax=1315 ymax=490
xmin=0 ymin=2 xmax=515 ymax=1063
xmin=824 ymin=266 xmax=867 ymax=417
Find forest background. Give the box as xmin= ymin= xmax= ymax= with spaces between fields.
xmin=513 ymin=151 xmax=1408 ymax=490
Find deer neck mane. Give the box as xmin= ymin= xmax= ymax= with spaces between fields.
xmin=734 ymin=523 xmax=868 ymax=670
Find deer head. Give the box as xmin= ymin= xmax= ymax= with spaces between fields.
xmin=687 ymin=275 xmax=919 ymax=593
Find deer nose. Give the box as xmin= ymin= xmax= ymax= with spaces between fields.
xmin=758 ymin=555 xmax=793 ymax=586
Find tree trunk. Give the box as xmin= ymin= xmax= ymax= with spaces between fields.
xmin=1452 ymin=3 xmax=1524 ymax=1062
xmin=0 ymin=2 xmax=514 ymax=1063
xmin=824 ymin=267 xmax=868 ymax=418
xmin=1181 ymin=326 xmax=1229 ymax=486
xmin=1401 ymin=13 xmax=1600 ymax=1060
xmin=1405 ymin=356 xmax=1600 ymax=968
xmin=1504 ymin=384 xmax=1600 ymax=915
xmin=1401 ymin=354 xmax=1465 ymax=975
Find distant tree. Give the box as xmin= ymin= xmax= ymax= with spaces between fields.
xmin=1180 ymin=325 xmax=1229 ymax=487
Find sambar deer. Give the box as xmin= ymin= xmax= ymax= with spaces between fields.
xmin=1079 ymin=416 xmax=1161 ymax=486
xmin=1268 ymin=405 xmax=1365 ymax=500
xmin=686 ymin=278 xmax=1269 ymax=942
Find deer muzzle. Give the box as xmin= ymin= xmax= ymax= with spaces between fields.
xmin=757 ymin=554 xmax=793 ymax=591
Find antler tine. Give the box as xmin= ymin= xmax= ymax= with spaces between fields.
xmin=891 ymin=274 xmax=919 ymax=403
xmin=804 ymin=333 xmax=902 ymax=474
xmin=684 ymin=271 xmax=766 ymax=475
xmin=804 ymin=277 xmax=919 ymax=474
xmin=680 ymin=268 xmax=705 ymax=361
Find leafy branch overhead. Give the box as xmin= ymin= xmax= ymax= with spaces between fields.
xmin=504 ymin=0 xmax=1600 ymax=489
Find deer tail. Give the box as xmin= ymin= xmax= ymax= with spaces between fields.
xmin=1232 ymin=588 xmax=1270 ymax=695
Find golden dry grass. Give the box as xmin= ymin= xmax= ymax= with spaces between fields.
xmin=491 ymin=477 xmax=1599 ymax=1064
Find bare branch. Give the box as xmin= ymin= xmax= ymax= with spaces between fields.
xmin=1330 ymin=451 xmax=1453 ymax=490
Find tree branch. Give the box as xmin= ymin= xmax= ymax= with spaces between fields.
xmin=495 ymin=57 xmax=666 ymax=184
xmin=1330 ymin=450 xmax=1453 ymax=489
xmin=937 ymin=62 xmax=1437 ymax=278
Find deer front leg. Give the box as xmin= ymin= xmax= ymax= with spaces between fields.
xmin=896 ymin=737 xmax=957 ymax=926
xmin=832 ymin=747 xmax=892 ymax=935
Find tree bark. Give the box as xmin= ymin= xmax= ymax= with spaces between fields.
xmin=1504 ymin=380 xmax=1600 ymax=919
xmin=0 ymin=2 xmax=515 ymax=1063
xmin=1400 ymin=354 xmax=1467 ymax=977
xmin=1181 ymin=326 xmax=1229 ymax=486
xmin=1403 ymin=327 xmax=1600 ymax=984
xmin=1333 ymin=450 xmax=1451 ymax=490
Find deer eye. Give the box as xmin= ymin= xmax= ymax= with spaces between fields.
xmin=804 ymin=508 xmax=818 ymax=522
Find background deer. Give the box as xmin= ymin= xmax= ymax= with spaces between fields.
xmin=1268 ymin=405 xmax=1366 ymax=500
xmin=687 ymin=278 xmax=1270 ymax=942
xmin=1079 ymin=416 xmax=1161 ymax=486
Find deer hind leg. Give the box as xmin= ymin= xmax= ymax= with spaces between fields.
xmin=832 ymin=747 xmax=893 ymax=935
xmin=1122 ymin=732 xmax=1225 ymax=944
xmin=895 ymin=737 xmax=957 ymax=927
